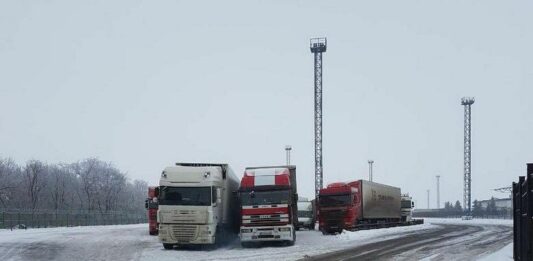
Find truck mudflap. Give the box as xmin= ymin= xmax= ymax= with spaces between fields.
xmin=240 ymin=224 xmax=294 ymax=243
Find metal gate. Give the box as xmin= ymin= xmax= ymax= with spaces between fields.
xmin=513 ymin=163 xmax=533 ymax=261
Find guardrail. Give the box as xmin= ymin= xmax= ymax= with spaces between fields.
xmin=513 ymin=163 xmax=533 ymax=261
xmin=0 ymin=209 xmax=147 ymax=229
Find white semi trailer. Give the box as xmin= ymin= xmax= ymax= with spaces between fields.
xmin=157 ymin=163 xmax=239 ymax=249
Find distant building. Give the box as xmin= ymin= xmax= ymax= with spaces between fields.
xmin=478 ymin=198 xmax=512 ymax=210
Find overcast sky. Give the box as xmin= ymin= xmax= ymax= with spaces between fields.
xmin=1 ymin=0 xmax=532 ymax=208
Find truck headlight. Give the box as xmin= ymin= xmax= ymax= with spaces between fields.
xmin=279 ymin=227 xmax=291 ymax=232
xmin=241 ymin=228 xmax=252 ymax=233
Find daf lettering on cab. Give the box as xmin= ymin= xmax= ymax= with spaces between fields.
xmin=157 ymin=163 xmax=239 ymax=249
xmin=238 ymin=166 xmax=298 ymax=247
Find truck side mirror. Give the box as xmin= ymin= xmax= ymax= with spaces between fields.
xmin=412 ymin=202 xmax=415 ymax=208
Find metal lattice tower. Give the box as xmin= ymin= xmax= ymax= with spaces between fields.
xmin=461 ymin=97 xmax=475 ymax=215
xmin=310 ymin=37 xmax=327 ymax=199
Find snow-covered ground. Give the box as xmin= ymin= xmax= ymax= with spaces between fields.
xmin=425 ymin=218 xmax=513 ymax=261
xmin=479 ymin=243 xmax=513 ymax=261
xmin=0 ymin=218 xmax=513 ymax=261
xmin=0 ymin=223 xmax=435 ymax=261
xmin=142 ymin=223 xmax=436 ymax=261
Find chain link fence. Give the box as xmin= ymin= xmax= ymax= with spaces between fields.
xmin=0 ymin=209 xmax=147 ymax=229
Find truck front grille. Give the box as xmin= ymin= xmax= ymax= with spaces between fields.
xmin=171 ymin=225 xmax=198 ymax=242
xmin=242 ymin=214 xmax=289 ymax=226
xmin=323 ymin=210 xmax=345 ymax=221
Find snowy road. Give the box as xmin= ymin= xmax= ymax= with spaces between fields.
xmin=305 ymin=221 xmax=512 ymax=260
xmin=0 ymin=219 xmax=512 ymax=261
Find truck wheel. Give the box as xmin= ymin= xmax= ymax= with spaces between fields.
xmin=163 ymin=243 xmax=174 ymax=250
xmin=308 ymin=224 xmax=314 ymax=230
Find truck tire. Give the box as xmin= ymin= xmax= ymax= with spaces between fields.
xmin=163 ymin=243 xmax=174 ymax=250
xmin=308 ymin=224 xmax=314 ymax=230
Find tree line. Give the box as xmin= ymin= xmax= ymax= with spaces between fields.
xmin=0 ymin=157 xmax=148 ymax=214
xmin=414 ymin=198 xmax=511 ymax=218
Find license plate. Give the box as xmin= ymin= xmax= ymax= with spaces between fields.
xmin=259 ymin=232 xmax=271 ymax=236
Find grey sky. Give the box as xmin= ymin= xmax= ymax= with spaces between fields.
xmin=1 ymin=0 xmax=531 ymax=207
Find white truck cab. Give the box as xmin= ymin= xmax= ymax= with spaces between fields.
xmin=157 ymin=163 xmax=239 ymax=249
xmin=401 ymin=194 xmax=414 ymax=223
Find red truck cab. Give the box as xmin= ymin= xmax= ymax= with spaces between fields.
xmin=318 ymin=181 xmax=361 ymax=234
xmin=145 ymin=186 xmax=159 ymax=235
xmin=238 ymin=166 xmax=298 ymax=247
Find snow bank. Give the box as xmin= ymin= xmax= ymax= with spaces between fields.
xmin=0 ymin=223 xmax=147 ymax=244
xmin=424 ymin=218 xmax=512 ymax=226
xmin=478 ymin=243 xmax=513 ymax=260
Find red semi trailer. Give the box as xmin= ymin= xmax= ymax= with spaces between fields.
xmin=318 ymin=180 xmax=404 ymax=234
xmin=145 ymin=186 xmax=159 ymax=235
xmin=238 ymin=166 xmax=298 ymax=247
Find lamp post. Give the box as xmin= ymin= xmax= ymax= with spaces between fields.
xmin=285 ymin=145 xmax=292 ymax=165
xmin=368 ymin=160 xmax=374 ymax=181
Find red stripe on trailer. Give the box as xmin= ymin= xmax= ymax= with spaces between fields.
xmin=241 ymin=175 xmax=254 ymax=187
xmin=275 ymin=174 xmax=290 ymax=186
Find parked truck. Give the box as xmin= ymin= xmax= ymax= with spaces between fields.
xmin=238 ymin=166 xmax=298 ymax=247
xmin=145 ymin=186 xmax=159 ymax=235
xmin=297 ymin=197 xmax=316 ymax=230
xmin=157 ymin=163 xmax=239 ymax=249
xmin=318 ymin=180 xmax=403 ymax=234
xmin=400 ymin=194 xmax=423 ymax=225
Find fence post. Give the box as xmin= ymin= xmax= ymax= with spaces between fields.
xmin=513 ymin=182 xmax=518 ymax=260
xmin=526 ymin=163 xmax=533 ymax=260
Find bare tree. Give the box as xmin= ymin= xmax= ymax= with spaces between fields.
xmin=0 ymin=157 xmax=148 ymax=214
xmin=23 ymin=160 xmax=48 ymax=212
xmin=94 ymin=165 xmax=126 ymax=213
xmin=0 ymin=158 xmax=20 ymax=207
xmin=73 ymin=158 xmax=100 ymax=212
xmin=48 ymin=164 xmax=73 ymax=212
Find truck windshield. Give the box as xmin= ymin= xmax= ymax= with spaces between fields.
xmin=319 ymin=194 xmax=352 ymax=207
xmin=241 ymin=190 xmax=290 ymax=206
xmin=298 ymin=210 xmax=312 ymax=218
xmin=401 ymin=200 xmax=412 ymax=208
xmin=158 ymin=186 xmax=211 ymax=206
